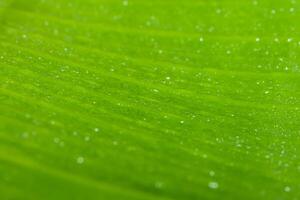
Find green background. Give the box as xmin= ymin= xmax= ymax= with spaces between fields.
xmin=1 ymin=0 xmax=300 ymax=199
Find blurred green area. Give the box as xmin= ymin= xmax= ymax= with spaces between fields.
xmin=1 ymin=0 xmax=300 ymax=199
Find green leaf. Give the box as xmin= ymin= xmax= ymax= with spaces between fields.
xmin=1 ymin=0 xmax=300 ymax=199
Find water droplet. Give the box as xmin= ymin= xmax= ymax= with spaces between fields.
xmin=123 ymin=0 xmax=128 ymax=6
xmin=54 ymin=137 xmax=60 ymax=143
xmin=209 ymin=171 xmax=215 ymax=177
xmin=85 ymin=136 xmax=90 ymax=142
xmin=208 ymin=181 xmax=219 ymax=189
xmin=284 ymin=186 xmax=291 ymax=192
xmin=53 ymin=29 xmax=59 ymax=35
xmin=76 ymin=156 xmax=85 ymax=164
